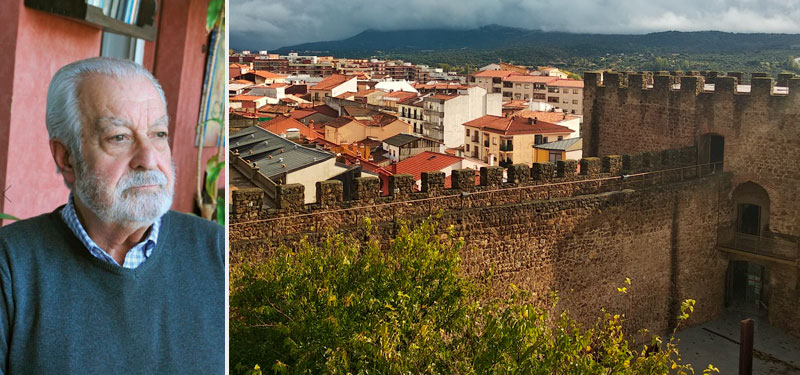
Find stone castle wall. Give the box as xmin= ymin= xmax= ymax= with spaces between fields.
xmin=583 ymin=71 xmax=800 ymax=337
xmin=231 ymin=149 xmax=732 ymax=335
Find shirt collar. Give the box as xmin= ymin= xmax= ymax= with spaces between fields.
xmin=60 ymin=194 xmax=161 ymax=268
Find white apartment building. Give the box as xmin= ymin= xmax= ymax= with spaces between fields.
xmin=421 ymin=86 xmax=502 ymax=148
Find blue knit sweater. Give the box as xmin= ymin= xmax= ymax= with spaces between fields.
xmin=0 ymin=208 xmax=224 ymax=374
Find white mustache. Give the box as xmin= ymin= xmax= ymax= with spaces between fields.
xmin=118 ymin=170 xmax=168 ymax=190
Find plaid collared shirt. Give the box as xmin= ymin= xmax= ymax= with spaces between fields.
xmin=60 ymin=194 xmax=160 ymax=269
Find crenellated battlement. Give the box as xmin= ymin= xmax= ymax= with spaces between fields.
xmin=584 ymin=71 xmax=800 ymax=100
xmin=230 ymin=146 xmax=700 ymax=225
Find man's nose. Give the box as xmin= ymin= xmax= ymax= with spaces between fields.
xmin=130 ymin=138 xmax=159 ymax=170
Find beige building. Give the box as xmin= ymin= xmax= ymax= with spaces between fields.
xmin=323 ymin=114 xmax=412 ymax=144
xmin=470 ymin=69 xmax=585 ymax=114
xmin=501 ymin=75 xmax=556 ymax=102
xmin=463 ymin=115 xmax=574 ymax=167
xmin=546 ymin=79 xmax=584 ymax=115
xmin=468 ymin=70 xmax=519 ymax=94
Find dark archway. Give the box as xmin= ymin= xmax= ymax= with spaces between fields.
xmin=699 ymin=133 xmax=725 ymax=172
xmin=725 ymin=260 xmax=768 ymax=313
xmin=733 ymin=182 xmax=771 ymax=236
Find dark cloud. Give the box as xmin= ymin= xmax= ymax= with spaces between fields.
xmin=230 ymin=0 xmax=800 ymax=51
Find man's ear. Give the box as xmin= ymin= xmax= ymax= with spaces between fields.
xmin=49 ymin=139 xmax=77 ymax=186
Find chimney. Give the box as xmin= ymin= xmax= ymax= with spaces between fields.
xmin=391 ymin=161 xmax=397 ymax=174
xmin=533 ymin=117 xmax=538 ymax=124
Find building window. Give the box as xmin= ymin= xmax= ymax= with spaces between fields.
xmin=503 ymin=82 xmax=513 ymax=88
xmin=524 ymin=94 xmax=529 ymax=99
xmin=558 ymin=136 xmax=563 ymax=141
xmin=503 ymin=92 xmax=512 ymax=97
xmin=535 ymin=135 xmax=543 ymax=145
xmin=547 ymin=97 xmax=559 ymax=103
xmin=514 ymin=93 xmax=521 ymax=99
xmin=573 ymin=99 xmax=578 ymax=104
xmin=493 ymin=137 xmax=498 ymax=145
xmin=515 ymin=83 xmax=521 ymax=88
xmin=524 ymin=84 xmax=530 ymax=89
xmin=466 ymin=144 xmax=470 ymax=151
xmin=548 ymin=87 xmax=559 ymax=93
xmin=466 ymin=129 xmax=470 ymax=136
xmin=549 ymin=152 xmax=562 ymax=162
xmin=573 ymin=89 xmax=579 ymax=94
xmin=493 ymin=88 xmax=501 ymax=93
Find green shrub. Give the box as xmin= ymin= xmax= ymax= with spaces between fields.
xmin=230 ymin=217 xmax=718 ymax=375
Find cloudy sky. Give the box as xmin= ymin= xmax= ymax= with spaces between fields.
xmin=230 ymin=0 xmax=800 ymax=51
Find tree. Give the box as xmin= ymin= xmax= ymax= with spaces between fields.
xmin=230 ymin=217 xmax=719 ymax=375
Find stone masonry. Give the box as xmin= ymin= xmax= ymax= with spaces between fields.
xmin=231 ymin=147 xmax=731 ymax=336
xmin=583 ymin=71 xmax=800 ymax=336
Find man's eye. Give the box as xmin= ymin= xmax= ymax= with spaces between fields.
xmin=109 ymin=134 xmax=128 ymax=142
xmin=156 ymin=131 xmax=169 ymax=139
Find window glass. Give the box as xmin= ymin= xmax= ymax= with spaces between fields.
xmin=101 ymin=31 xmax=144 ymax=64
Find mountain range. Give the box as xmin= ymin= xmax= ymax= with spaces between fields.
xmin=271 ymin=25 xmax=800 ymax=56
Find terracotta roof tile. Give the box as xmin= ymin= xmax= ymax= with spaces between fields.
xmin=230 ymin=95 xmax=264 ymax=101
xmin=324 ymin=116 xmax=357 ymax=129
xmin=311 ymin=74 xmax=352 ymax=90
xmin=464 ymin=115 xmax=574 ymax=136
xmin=394 ymin=152 xmax=464 ymax=181
xmin=430 ymin=94 xmax=458 ymax=101
xmin=290 ymin=109 xmax=315 ymax=119
xmin=252 ymin=70 xmax=286 ymax=79
xmin=472 ymin=70 xmax=521 ymax=78
xmin=504 ymin=75 xmax=558 ymax=84
xmin=550 ymin=79 xmax=584 ymax=88
xmin=514 ymin=110 xmax=579 ymax=123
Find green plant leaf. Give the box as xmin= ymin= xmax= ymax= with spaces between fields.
xmin=0 ymin=213 xmax=20 ymax=221
xmin=216 ymin=195 xmax=225 ymax=225
xmin=206 ymin=0 xmax=223 ymax=31
xmin=205 ymin=155 xmax=225 ymax=200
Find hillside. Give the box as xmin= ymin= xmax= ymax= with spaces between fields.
xmin=269 ymin=25 xmax=800 ymax=77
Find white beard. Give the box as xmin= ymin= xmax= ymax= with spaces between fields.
xmin=74 ymin=161 xmax=175 ymax=226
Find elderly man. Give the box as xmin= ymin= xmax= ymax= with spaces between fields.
xmin=0 ymin=58 xmax=224 ymax=374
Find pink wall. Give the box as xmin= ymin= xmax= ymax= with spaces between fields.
xmin=1 ymin=2 xmax=102 ymax=223
xmin=1 ymin=0 xmax=218 ymax=224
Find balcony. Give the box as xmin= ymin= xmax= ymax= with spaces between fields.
xmin=423 ymin=109 xmax=443 ymax=118
xmin=718 ymin=232 xmax=800 ymax=265
xmin=500 ymin=143 xmax=513 ymax=151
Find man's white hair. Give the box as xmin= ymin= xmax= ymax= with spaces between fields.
xmin=45 ymin=57 xmax=169 ymax=165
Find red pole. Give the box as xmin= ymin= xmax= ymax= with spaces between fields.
xmin=739 ymin=318 xmax=754 ymax=375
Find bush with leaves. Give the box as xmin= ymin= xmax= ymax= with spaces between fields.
xmin=230 ymin=217 xmax=718 ymax=375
